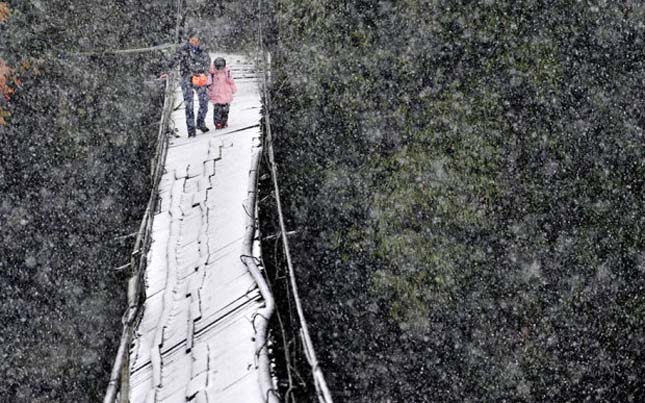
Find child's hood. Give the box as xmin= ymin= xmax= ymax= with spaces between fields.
xmin=209 ymin=65 xmax=230 ymax=75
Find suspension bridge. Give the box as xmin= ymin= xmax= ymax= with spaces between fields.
xmin=103 ymin=46 xmax=332 ymax=402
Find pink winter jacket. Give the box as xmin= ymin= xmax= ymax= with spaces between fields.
xmin=207 ymin=65 xmax=237 ymax=104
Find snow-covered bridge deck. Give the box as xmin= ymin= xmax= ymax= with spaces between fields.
xmin=127 ymin=54 xmax=271 ymax=403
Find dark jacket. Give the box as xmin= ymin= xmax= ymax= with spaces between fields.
xmin=170 ymin=43 xmax=211 ymax=80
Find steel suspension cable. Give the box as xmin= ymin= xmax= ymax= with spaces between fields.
xmin=256 ymin=1 xmax=334 ymax=401
xmin=103 ymin=1 xmax=183 ymax=402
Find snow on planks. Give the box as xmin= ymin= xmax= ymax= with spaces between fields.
xmin=128 ymin=54 xmax=268 ymax=403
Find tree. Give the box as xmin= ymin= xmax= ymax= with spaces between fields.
xmin=264 ymin=1 xmax=645 ymax=401
xmin=0 ymin=1 xmax=175 ymax=401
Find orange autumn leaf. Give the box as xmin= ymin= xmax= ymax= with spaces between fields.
xmin=0 ymin=59 xmax=14 ymax=99
xmin=0 ymin=108 xmax=9 ymax=126
xmin=0 ymin=3 xmax=9 ymax=23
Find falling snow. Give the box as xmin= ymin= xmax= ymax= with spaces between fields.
xmin=1 ymin=1 xmax=644 ymax=403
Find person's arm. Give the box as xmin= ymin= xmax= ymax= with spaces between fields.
xmin=199 ymin=51 xmax=211 ymax=75
xmin=227 ymin=69 xmax=237 ymax=93
xmin=207 ymin=64 xmax=214 ymax=86
xmin=160 ymin=45 xmax=182 ymax=79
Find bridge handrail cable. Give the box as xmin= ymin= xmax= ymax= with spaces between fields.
xmin=256 ymin=0 xmax=334 ymax=401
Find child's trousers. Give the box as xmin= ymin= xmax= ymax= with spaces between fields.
xmin=213 ymin=103 xmax=230 ymax=127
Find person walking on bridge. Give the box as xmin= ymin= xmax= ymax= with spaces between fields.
xmin=162 ymin=29 xmax=211 ymax=137
xmin=208 ymin=57 xmax=237 ymax=129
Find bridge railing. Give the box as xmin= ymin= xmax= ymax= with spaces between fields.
xmin=255 ymin=1 xmax=334 ymax=400
xmin=103 ymin=44 xmax=179 ymax=403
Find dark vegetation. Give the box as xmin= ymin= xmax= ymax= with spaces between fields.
xmin=1 ymin=0 xmax=643 ymax=402
xmin=264 ymin=1 xmax=645 ymax=402
xmin=191 ymin=0 xmax=259 ymax=51
xmin=0 ymin=1 xmax=175 ymax=401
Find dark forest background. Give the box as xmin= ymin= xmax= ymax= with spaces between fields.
xmin=1 ymin=0 xmax=644 ymax=402
xmin=0 ymin=1 xmax=258 ymax=401
xmin=264 ymin=1 xmax=645 ymax=402
xmin=0 ymin=1 xmax=174 ymax=401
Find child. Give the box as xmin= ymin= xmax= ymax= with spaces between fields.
xmin=207 ymin=57 xmax=237 ymax=129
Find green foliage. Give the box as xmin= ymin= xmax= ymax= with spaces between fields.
xmin=0 ymin=1 xmax=174 ymax=401
xmin=266 ymin=0 xmax=645 ymax=401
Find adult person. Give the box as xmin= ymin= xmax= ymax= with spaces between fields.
xmin=161 ymin=29 xmax=211 ymax=137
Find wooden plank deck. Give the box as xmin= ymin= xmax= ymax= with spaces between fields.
xmin=128 ymin=54 xmax=268 ymax=403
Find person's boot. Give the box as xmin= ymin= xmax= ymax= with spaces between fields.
xmin=215 ymin=122 xmax=223 ymax=129
xmin=188 ymin=129 xmax=196 ymax=138
xmin=197 ymin=123 xmax=209 ymax=133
